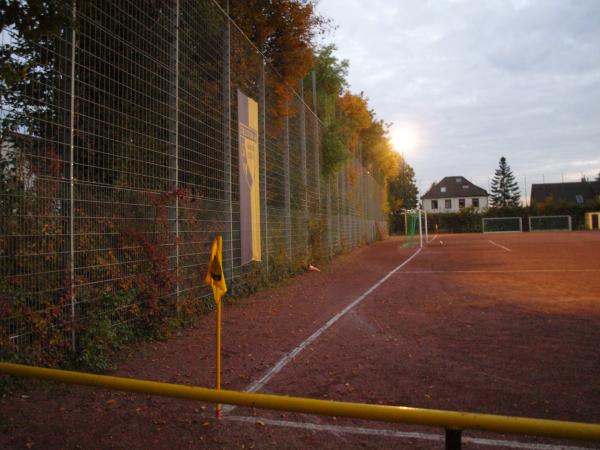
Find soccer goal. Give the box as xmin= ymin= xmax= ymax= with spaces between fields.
xmin=528 ymin=215 xmax=572 ymax=232
xmin=402 ymin=209 xmax=426 ymax=248
xmin=482 ymin=217 xmax=523 ymax=233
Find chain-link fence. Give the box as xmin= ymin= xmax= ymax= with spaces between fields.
xmin=0 ymin=0 xmax=387 ymax=360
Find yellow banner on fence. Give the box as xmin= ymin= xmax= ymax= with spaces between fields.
xmin=238 ymin=89 xmax=261 ymax=265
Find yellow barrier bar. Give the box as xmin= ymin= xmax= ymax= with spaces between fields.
xmin=2 ymin=362 xmax=600 ymax=442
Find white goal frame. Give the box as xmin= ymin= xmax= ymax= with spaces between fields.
xmin=528 ymin=215 xmax=572 ymax=232
xmin=482 ymin=217 xmax=523 ymax=233
xmin=403 ymin=209 xmax=426 ymax=248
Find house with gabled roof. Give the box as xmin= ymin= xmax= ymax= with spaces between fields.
xmin=421 ymin=176 xmax=488 ymax=213
xmin=530 ymin=181 xmax=600 ymax=205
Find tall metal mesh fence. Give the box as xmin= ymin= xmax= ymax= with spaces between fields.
xmin=0 ymin=0 xmax=387 ymax=358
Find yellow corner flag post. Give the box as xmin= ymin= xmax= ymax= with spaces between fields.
xmin=204 ymin=235 xmax=227 ymax=419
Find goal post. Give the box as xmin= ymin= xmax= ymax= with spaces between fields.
xmin=482 ymin=217 xmax=523 ymax=233
xmin=402 ymin=209 xmax=425 ymax=248
xmin=528 ymin=215 xmax=572 ymax=232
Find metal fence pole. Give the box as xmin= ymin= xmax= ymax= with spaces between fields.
xmin=299 ymin=83 xmax=308 ymax=258
xmin=68 ymin=0 xmax=77 ymax=351
xmin=337 ymin=171 xmax=342 ymax=250
xmin=284 ymin=105 xmax=292 ymax=265
xmin=259 ymin=57 xmax=268 ymax=277
xmin=311 ymin=71 xmax=320 ymax=207
xmin=169 ymin=0 xmax=180 ymax=307
xmin=223 ymin=0 xmax=234 ymax=281
xmin=327 ymin=177 xmax=332 ymax=257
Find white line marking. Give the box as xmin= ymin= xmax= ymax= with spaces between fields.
xmin=221 ymin=247 xmax=423 ymax=415
xmin=226 ymin=415 xmax=594 ymax=450
xmin=427 ymin=234 xmax=439 ymax=244
xmin=397 ymin=269 xmax=600 ymax=274
xmin=488 ymin=240 xmax=512 ymax=252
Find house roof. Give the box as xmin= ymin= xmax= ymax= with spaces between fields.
xmin=421 ymin=176 xmax=488 ymax=199
xmin=530 ymin=181 xmax=600 ymax=205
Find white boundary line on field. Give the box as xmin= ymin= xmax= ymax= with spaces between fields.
xmin=427 ymin=234 xmax=439 ymax=244
xmin=397 ymin=269 xmax=600 ymax=274
xmin=221 ymin=247 xmax=423 ymax=415
xmin=225 ymin=415 xmax=593 ymax=450
xmin=488 ymin=240 xmax=512 ymax=252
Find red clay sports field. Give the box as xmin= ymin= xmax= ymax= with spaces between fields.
xmin=2 ymin=231 xmax=600 ymax=449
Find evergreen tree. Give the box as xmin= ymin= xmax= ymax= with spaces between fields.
xmin=490 ymin=156 xmax=520 ymax=207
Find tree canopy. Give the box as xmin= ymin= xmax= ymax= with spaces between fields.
xmin=387 ymin=161 xmax=419 ymax=212
xmin=228 ymin=0 xmax=328 ymax=91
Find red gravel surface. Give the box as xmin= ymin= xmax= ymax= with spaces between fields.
xmin=2 ymin=232 xmax=600 ymax=449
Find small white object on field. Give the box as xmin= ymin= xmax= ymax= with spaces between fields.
xmin=440 ymin=241 xmax=444 ymax=245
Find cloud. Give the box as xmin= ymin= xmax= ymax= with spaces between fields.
xmin=316 ymin=0 xmax=600 ymax=196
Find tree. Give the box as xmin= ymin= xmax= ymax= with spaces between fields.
xmin=490 ymin=156 xmax=520 ymax=207
xmin=309 ymin=44 xmax=348 ymax=123
xmin=387 ymin=159 xmax=418 ymax=212
xmin=596 ymin=171 xmax=600 ymax=181
xmin=228 ymin=0 xmax=329 ymax=115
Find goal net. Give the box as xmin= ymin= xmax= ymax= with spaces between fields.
xmin=529 ymin=215 xmax=572 ymax=232
xmin=482 ymin=217 xmax=523 ymax=233
xmin=402 ymin=209 xmax=424 ymax=248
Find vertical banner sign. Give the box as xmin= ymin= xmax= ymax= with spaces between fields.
xmin=238 ymin=90 xmax=261 ymax=265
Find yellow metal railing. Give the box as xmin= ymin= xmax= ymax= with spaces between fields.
xmin=2 ymin=362 xmax=600 ymax=447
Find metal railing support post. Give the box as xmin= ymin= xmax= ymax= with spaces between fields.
xmin=445 ymin=429 xmax=462 ymax=450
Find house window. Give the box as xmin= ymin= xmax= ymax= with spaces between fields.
xmin=445 ymin=199 xmax=452 ymax=209
xmin=431 ymin=200 xmax=438 ymax=210
xmin=459 ymin=198 xmax=465 ymax=209
xmin=440 ymin=187 xmax=447 ymax=193
xmin=472 ymin=198 xmax=480 ymax=208
xmin=462 ymin=185 xmax=469 ymax=189
xmin=575 ymin=195 xmax=584 ymax=204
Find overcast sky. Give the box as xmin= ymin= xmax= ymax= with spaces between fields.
xmin=316 ymin=0 xmax=600 ymax=201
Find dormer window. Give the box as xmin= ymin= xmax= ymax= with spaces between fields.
xmin=455 ymin=178 xmax=462 ymax=183
xmin=440 ymin=187 xmax=446 ymax=193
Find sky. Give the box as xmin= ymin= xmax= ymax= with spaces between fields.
xmin=316 ymin=0 xmax=600 ymax=202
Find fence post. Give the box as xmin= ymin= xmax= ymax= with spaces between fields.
xmin=68 ymin=0 xmax=77 ymax=351
xmin=222 ymin=0 xmax=234 ymax=282
xmin=337 ymin=170 xmax=342 ymax=249
xmin=284 ymin=103 xmax=292 ymax=266
xmin=299 ymin=83 xmax=308 ymax=259
xmin=311 ymin=71 xmax=320 ymax=206
xmin=259 ymin=58 xmax=268 ymax=278
xmin=327 ymin=177 xmax=332 ymax=257
xmin=169 ymin=0 xmax=180 ymax=308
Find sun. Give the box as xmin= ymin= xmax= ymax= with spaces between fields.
xmin=390 ymin=125 xmax=418 ymax=156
